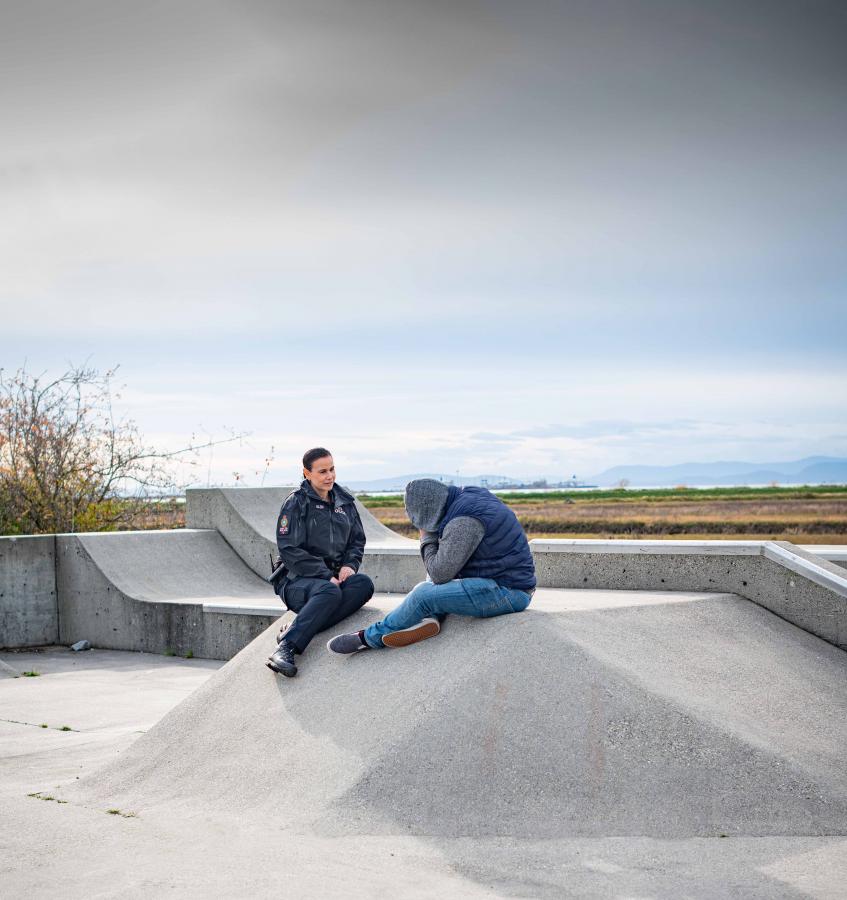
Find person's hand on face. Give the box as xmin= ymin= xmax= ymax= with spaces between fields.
xmin=338 ymin=566 xmax=356 ymax=583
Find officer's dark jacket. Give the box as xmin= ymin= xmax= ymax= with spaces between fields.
xmin=275 ymin=480 xmax=366 ymax=580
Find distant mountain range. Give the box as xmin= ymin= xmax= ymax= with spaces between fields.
xmin=345 ymin=457 xmax=847 ymax=491
xmin=588 ymin=456 xmax=847 ymax=487
xmin=345 ymin=473 xmax=517 ymax=492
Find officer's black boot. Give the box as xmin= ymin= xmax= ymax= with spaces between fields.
xmin=266 ymin=639 xmax=298 ymax=677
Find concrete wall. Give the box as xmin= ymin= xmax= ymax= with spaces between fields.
xmin=0 ymin=535 xmax=58 ymax=648
xmin=532 ymin=540 xmax=763 ymax=593
xmin=3 ymin=523 xmax=845 ymax=659
xmin=358 ymin=547 xmax=425 ymax=594
xmin=531 ymin=539 xmax=847 ymax=651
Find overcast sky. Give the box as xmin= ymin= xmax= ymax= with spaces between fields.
xmin=1 ymin=0 xmax=845 ymax=484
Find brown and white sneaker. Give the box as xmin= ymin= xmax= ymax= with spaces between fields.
xmin=381 ymin=617 xmax=441 ymax=648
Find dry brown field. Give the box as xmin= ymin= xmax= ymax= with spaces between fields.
xmin=114 ymin=487 xmax=847 ymax=545
xmin=364 ymin=490 xmax=847 ymax=543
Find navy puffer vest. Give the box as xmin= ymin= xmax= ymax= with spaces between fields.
xmin=439 ymin=486 xmax=536 ymax=590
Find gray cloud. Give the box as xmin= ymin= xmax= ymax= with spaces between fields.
xmin=1 ymin=1 xmax=845 ymax=475
xmin=471 ymin=420 xmax=702 ymax=442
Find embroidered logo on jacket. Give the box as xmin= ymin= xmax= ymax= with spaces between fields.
xmin=279 ymin=515 xmax=289 ymax=535
xmin=334 ymin=507 xmax=346 ymax=515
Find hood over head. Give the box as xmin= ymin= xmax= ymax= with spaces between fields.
xmin=404 ymin=479 xmax=452 ymax=532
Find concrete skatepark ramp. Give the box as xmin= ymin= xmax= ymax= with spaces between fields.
xmin=67 ymin=530 xmax=274 ymax=606
xmin=63 ymin=588 xmax=847 ymax=894
xmin=4 ymin=491 xmax=847 ymax=895
xmin=7 ymin=486 xmax=845 ymax=659
xmin=56 ymin=529 xmax=280 ymax=659
xmin=186 ymin=486 xmax=422 ymax=592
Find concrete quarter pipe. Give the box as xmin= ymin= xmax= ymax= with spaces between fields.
xmin=56 ymin=529 xmax=281 ymax=658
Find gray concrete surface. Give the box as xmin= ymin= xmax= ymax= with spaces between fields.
xmin=532 ymin=539 xmax=847 ymax=651
xmin=800 ymin=544 xmax=847 ymax=570
xmin=2 ymin=591 xmax=846 ymax=897
xmin=10 ymin=591 xmax=836 ymax=898
xmin=186 ymin=486 xmax=425 ymax=592
xmin=0 ymin=647 xmax=222 ymax=788
xmin=758 ymin=543 xmax=847 ymax=651
xmin=56 ymin=530 xmax=282 ymax=659
xmin=0 ymin=535 xmax=58 ymax=648
xmin=0 ymin=657 xmax=21 ymax=678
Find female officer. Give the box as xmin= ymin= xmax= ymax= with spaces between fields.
xmin=266 ymin=447 xmax=374 ymax=677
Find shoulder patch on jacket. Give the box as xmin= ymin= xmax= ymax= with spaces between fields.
xmin=279 ymin=515 xmax=289 ymax=535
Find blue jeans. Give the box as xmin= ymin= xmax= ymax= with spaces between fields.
xmin=363 ymin=578 xmax=532 ymax=648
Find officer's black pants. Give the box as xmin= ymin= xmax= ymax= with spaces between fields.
xmin=281 ymin=574 xmax=375 ymax=653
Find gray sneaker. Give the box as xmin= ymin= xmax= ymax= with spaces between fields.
xmin=326 ymin=632 xmax=370 ymax=655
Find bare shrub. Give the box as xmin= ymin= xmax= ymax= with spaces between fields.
xmin=0 ymin=363 xmax=235 ymax=535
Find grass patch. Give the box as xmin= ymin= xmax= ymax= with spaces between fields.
xmin=525 ymin=532 xmax=847 ymax=542
xmin=358 ymin=493 xmax=406 ymax=508
xmin=21 ymin=670 xmax=40 ymax=677
xmin=24 ymin=486 xmax=843 ymax=532
xmin=107 ymin=808 xmax=136 ymax=818
xmin=359 ymin=484 xmax=847 ymax=507
xmin=495 ymin=485 xmax=847 ymax=503
xmin=184 ymin=650 xmax=194 ymax=659
xmin=59 ymin=725 xmax=73 ymax=731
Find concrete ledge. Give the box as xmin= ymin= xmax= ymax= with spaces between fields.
xmin=0 ymin=534 xmax=58 ymax=648
xmin=202 ymin=602 xmax=283 ymax=616
xmin=532 ymin=539 xmax=763 ymax=555
xmin=531 ymin=539 xmax=847 ymax=651
xmin=773 ymin=543 xmax=847 ymax=591
xmin=799 ymin=544 xmax=847 ymax=569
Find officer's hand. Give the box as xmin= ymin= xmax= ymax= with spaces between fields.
xmin=330 ymin=576 xmax=340 ymax=586
xmin=338 ymin=566 xmax=356 ymax=583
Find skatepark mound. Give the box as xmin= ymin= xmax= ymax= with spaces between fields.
xmin=68 ymin=590 xmax=847 ymax=840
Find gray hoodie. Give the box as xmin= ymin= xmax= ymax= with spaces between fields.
xmin=404 ymin=479 xmax=485 ymax=584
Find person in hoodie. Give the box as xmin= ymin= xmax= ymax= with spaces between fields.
xmin=327 ymin=478 xmax=535 ymax=655
xmin=266 ymin=447 xmax=374 ymax=677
